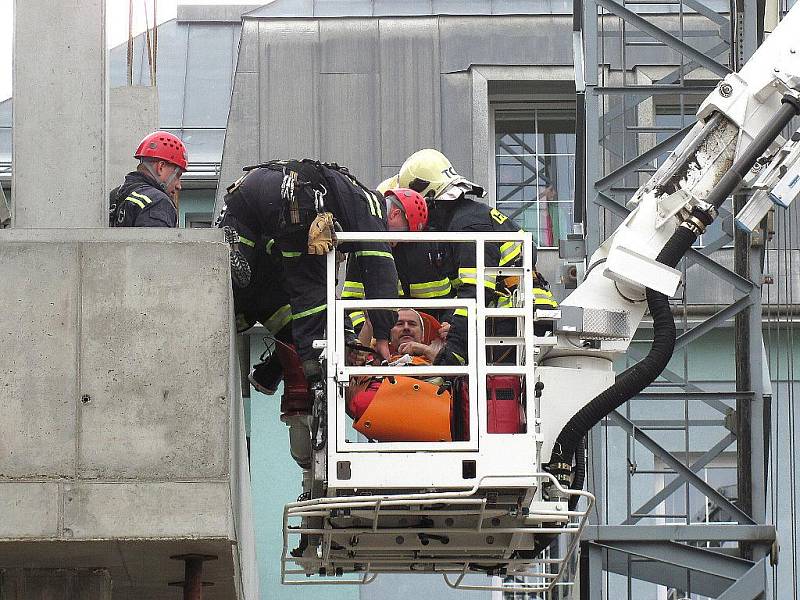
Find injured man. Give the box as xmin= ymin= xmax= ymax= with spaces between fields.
xmin=345 ymin=308 xmax=459 ymax=442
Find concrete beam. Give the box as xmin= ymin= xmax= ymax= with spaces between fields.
xmin=12 ymin=0 xmax=107 ymax=228
xmin=108 ymin=86 xmax=159 ymax=195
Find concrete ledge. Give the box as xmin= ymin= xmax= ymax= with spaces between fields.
xmin=64 ymin=482 xmax=233 ymax=539
xmin=0 ymin=228 xmax=224 ymax=243
xmin=0 ymin=483 xmax=60 ymax=538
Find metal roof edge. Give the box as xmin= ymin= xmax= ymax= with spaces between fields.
xmin=177 ymin=4 xmax=263 ymax=23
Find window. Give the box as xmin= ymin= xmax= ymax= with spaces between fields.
xmin=494 ymin=105 xmax=576 ymax=248
xmin=184 ymin=211 xmax=213 ymax=228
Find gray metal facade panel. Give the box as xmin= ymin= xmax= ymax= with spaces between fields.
xmin=440 ymin=72 xmax=474 ymax=180
xmin=238 ymin=20 xmax=261 ymax=72
xmin=259 ymin=20 xmax=320 ymax=160
xmin=176 ymin=4 xmax=261 ymax=22
xmin=374 ymin=0 xmax=435 ymax=15
xmin=378 ymin=18 xmax=441 ymax=167
xmin=439 ymin=15 xmax=572 ymax=73
xmin=184 ymin=24 xmax=237 ymax=128
xmin=492 ymin=0 xmax=571 ymax=12
xmin=432 ymin=0 xmax=491 ymax=14
xmin=217 ymin=72 xmax=260 ymax=206
xmin=247 ymin=0 xmax=314 ymax=17
xmin=319 ymin=19 xmax=379 ymax=73
xmin=320 ymin=73 xmax=381 ymax=184
xmin=247 ymin=0 xmax=579 ymax=17
xmin=380 ymin=165 xmax=401 ymax=182
xmin=314 ymin=0 xmax=374 ymax=16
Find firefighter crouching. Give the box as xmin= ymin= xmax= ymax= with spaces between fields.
xmin=217 ymin=159 xmax=401 ymax=382
xmin=109 ymin=131 xmax=187 ymax=227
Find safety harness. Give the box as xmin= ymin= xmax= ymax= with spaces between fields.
xmin=227 ymin=159 xmax=376 ymax=255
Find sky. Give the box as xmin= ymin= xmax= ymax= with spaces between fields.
xmin=0 ymin=0 xmax=264 ymax=101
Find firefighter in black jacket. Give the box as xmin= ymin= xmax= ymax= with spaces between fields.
xmin=397 ymin=149 xmax=557 ymax=365
xmin=216 ymin=160 xmax=401 ymax=382
xmin=109 ymin=131 xmax=187 ymax=227
xmin=343 ymin=188 xmax=450 ymax=328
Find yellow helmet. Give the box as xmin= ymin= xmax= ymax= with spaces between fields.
xmin=376 ymin=174 xmax=399 ymax=195
xmin=397 ymin=149 xmax=485 ymax=200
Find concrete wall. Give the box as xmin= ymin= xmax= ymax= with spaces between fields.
xmin=109 ymin=86 xmax=159 ymax=191
xmin=0 ymin=229 xmax=258 ymax=599
xmin=12 ymin=0 xmax=107 ymax=228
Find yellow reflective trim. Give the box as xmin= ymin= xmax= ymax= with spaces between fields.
xmin=533 ymin=288 xmax=558 ymax=307
xmin=238 ymin=235 xmax=256 ymax=248
xmin=264 ymin=304 xmax=292 ymax=334
xmin=265 ymin=238 xmax=275 ymax=254
xmin=293 ymin=304 xmax=327 ymax=320
xmin=452 ymin=352 xmax=466 ymax=365
xmin=409 ymin=278 xmax=452 ymax=298
xmin=408 ymin=279 xmax=452 ymax=298
xmin=282 ymin=251 xmax=302 ymax=258
xmin=499 ymin=240 xmax=522 ymax=266
xmin=453 ymin=308 xmax=469 ymax=317
xmin=497 ymin=295 xmax=513 ymax=307
xmin=342 ymin=281 xmax=365 ymax=299
xmin=354 ymin=250 xmax=394 ymax=260
xmin=349 ymin=310 xmax=366 ymax=327
xmin=131 ymin=191 xmax=153 ymax=205
xmin=455 ymin=276 xmax=496 ymax=290
xmin=126 ymin=196 xmax=145 ymax=209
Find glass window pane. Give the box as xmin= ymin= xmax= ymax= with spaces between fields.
xmin=0 ymin=128 xmax=11 ymax=164
xmin=171 ymin=128 xmax=226 ymax=164
xmin=495 ymin=106 xmax=576 ymax=249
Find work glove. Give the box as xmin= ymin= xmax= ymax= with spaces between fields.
xmin=307 ymin=212 xmax=337 ymax=255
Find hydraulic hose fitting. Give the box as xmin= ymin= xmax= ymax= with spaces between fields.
xmin=680 ymin=203 xmax=717 ymax=236
xmin=548 ymin=462 xmax=572 ymax=487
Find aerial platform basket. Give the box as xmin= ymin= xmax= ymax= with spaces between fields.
xmin=281 ymin=231 xmax=606 ymax=593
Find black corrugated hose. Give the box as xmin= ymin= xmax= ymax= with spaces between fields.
xmin=567 ymin=437 xmax=586 ymax=511
xmin=553 ymin=226 xmax=691 ymax=470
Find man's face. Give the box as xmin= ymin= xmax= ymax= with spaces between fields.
xmin=155 ymin=160 xmax=184 ymax=198
xmin=386 ymin=204 xmax=409 ymax=233
xmin=390 ymin=309 xmax=423 ymax=347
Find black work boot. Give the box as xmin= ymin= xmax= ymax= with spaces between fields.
xmin=248 ymin=352 xmax=283 ymax=395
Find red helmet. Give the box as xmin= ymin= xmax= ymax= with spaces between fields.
xmin=385 ymin=188 xmax=428 ymax=232
xmin=134 ymin=131 xmax=188 ymax=171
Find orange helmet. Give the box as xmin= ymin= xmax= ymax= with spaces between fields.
xmin=384 ymin=188 xmax=428 ymax=232
xmin=134 ymin=131 xmax=188 ymax=171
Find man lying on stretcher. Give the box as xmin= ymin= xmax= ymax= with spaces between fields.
xmin=345 ymin=309 xmax=461 ymax=442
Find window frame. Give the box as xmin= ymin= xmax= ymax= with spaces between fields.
xmin=491 ymin=100 xmax=577 ymax=249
